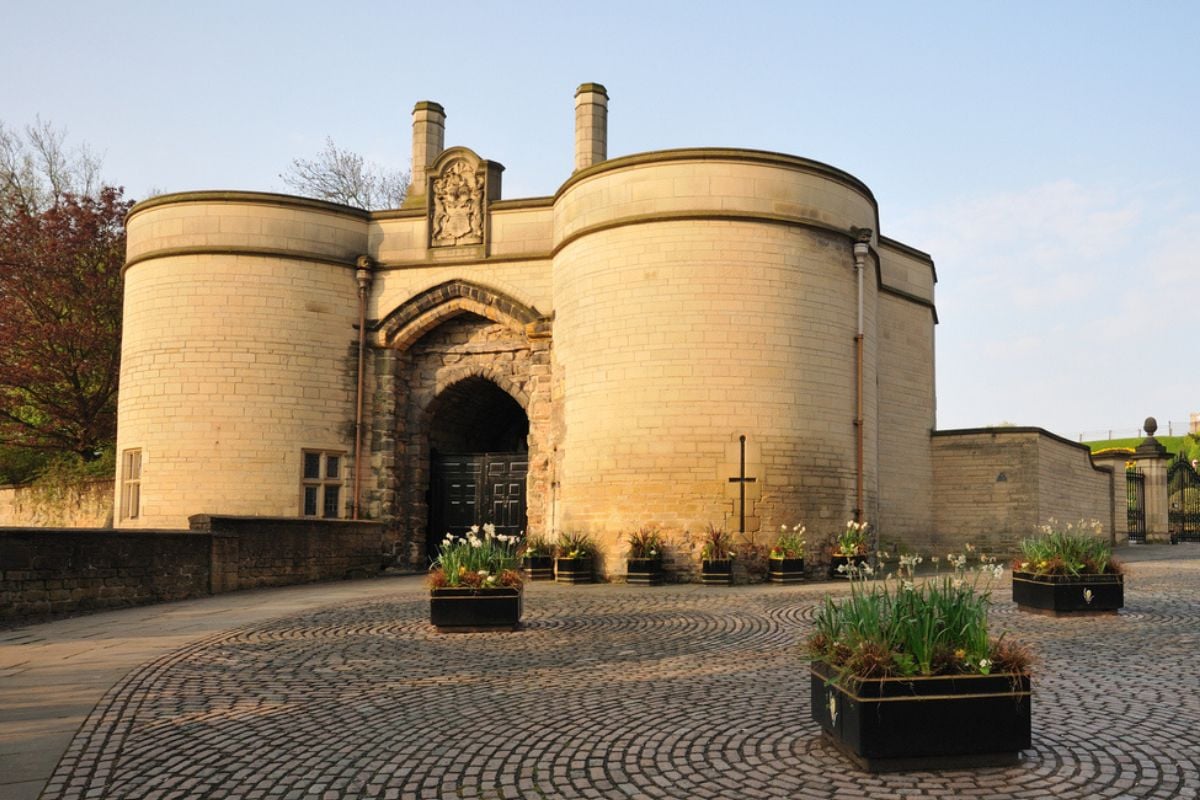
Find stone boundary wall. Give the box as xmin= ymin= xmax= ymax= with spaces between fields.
xmin=1 ymin=516 xmax=384 ymax=622
xmin=0 ymin=479 xmax=114 ymax=528
xmin=931 ymin=428 xmax=1113 ymax=557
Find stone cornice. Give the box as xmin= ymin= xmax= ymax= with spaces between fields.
xmin=555 ymin=147 xmax=878 ymax=207
xmin=127 ymin=190 xmax=371 ymax=224
xmin=124 ymin=245 xmax=356 ymax=275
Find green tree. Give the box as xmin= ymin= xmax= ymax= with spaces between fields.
xmin=0 ymin=119 xmax=129 ymax=464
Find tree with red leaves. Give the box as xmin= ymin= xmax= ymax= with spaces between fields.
xmin=0 ymin=186 xmax=132 ymax=459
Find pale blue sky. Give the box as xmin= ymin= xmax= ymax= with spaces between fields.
xmin=3 ymin=1 xmax=1196 ymax=439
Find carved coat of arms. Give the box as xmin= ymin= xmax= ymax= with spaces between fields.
xmin=431 ymin=159 xmax=485 ymax=247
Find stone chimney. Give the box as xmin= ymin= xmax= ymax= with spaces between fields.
xmin=410 ymin=101 xmax=446 ymax=199
xmin=574 ymin=83 xmax=608 ymax=172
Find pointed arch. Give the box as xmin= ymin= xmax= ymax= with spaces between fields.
xmin=376 ymin=279 xmax=548 ymax=350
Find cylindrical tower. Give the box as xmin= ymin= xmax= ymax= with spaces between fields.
xmin=551 ymin=149 xmax=881 ymax=573
xmin=115 ymin=192 xmax=369 ymax=527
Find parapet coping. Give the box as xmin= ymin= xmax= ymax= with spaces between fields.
xmin=127 ymin=190 xmax=371 ymax=224
xmin=933 ymin=426 xmax=1112 ymax=468
xmin=555 ymin=147 xmax=878 ymax=207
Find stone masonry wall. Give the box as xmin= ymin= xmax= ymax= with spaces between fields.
xmin=0 ymin=479 xmax=115 ymax=528
xmin=189 ymin=515 xmax=384 ymax=589
xmin=932 ymin=428 xmax=1113 ymax=557
xmin=1 ymin=517 xmax=384 ymax=622
xmin=0 ymin=529 xmax=213 ymax=621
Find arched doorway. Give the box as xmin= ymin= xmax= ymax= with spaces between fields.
xmin=426 ymin=376 xmax=530 ymax=558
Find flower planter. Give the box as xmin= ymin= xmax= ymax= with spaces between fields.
xmin=768 ymin=557 xmax=805 ymax=584
xmin=810 ymin=660 xmax=1031 ymax=772
xmin=626 ymin=558 xmax=664 ymax=586
xmin=829 ymin=553 xmax=868 ymax=579
xmin=555 ymin=556 xmax=593 ymax=584
xmin=429 ymin=587 xmax=522 ymax=632
xmin=701 ymin=559 xmax=732 ymax=585
xmin=1012 ymin=571 xmax=1123 ymax=616
xmin=522 ymin=554 xmax=554 ymax=581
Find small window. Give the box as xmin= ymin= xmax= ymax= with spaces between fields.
xmin=121 ymin=449 xmax=142 ymax=520
xmin=300 ymin=450 xmax=344 ymax=518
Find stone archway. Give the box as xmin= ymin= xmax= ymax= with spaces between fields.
xmin=426 ymin=376 xmax=530 ymax=558
xmin=370 ymin=286 xmax=553 ymax=567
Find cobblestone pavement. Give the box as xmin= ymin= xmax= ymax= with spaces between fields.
xmin=34 ymin=546 xmax=1200 ymax=799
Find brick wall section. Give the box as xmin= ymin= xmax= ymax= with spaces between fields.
xmin=931 ymin=428 xmax=1113 ymax=557
xmin=1 ymin=517 xmax=383 ymax=622
xmin=0 ymin=479 xmax=114 ymax=528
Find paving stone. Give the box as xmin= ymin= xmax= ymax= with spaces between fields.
xmin=16 ymin=547 xmax=1200 ymax=799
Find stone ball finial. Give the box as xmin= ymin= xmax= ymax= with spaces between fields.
xmin=1144 ymin=417 xmax=1158 ymax=436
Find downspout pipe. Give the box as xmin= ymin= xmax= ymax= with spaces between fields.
xmin=352 ymin=255 xmax=374 ymax=520
xmin=852 ymin=230 xmax=872 ymax=524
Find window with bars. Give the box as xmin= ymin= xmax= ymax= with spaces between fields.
xmin=301 ymin=450 xmax=343 ymax=518
xmin=121 ymin=449 xmax=142 ymax=520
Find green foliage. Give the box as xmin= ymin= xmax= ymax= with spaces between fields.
xmin=808 ymin=542 xmax=1023 ymax=681
xmin=626 ymin=525 xmax=664 ymax=559
xmin=520 ymin=532 xmax=552 ymax=557
xmin=556 ymin=530 xmax=595 ymax=559
xmin=429 ymin=524 xmax=521 ymax=588
xmin=1182 ymin=434 xmax=1200 ymax=465
xmin=0 ymin=445 xmax=55 ymax=484
xmin=700 ymin=524 xmax=734 ymax=560
xmin=1017 ymin=519 xmax=1116 ymax=576
xmin=835 ymin=520 xmax=869 ymax=556
xmin=770 ymin=524 xmax=806 ymax=559
xmin=1086 ymin=436 xmax=1186 ymax=456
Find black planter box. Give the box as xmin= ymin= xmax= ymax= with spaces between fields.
xmin=626 ymin=558 xmax=664 ymax=585
xmin=810 ymin=660 xmax=1031 ymax=772
xmin=1012 ymin=571 xmax=1123 ymax=616
xmin=768 ymin=557 xmax=805 ymax=584
xmin=701 ymin=559 xmax=732 ymax=585
xmin=522 ymin=554 xmax=554 ymax=581
xmin=555 ymin=556 xmax=593 ymax=584
xmin=430 ymin=587 xmax=522 ymax=632
xmin=829 ymin=553 xmax=868 ymax=579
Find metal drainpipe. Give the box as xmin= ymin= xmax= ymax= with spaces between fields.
xmin=852 ymin=230 xmax=872 ymax=524
xmin=352 ymin=256 xmax=374 ymax=520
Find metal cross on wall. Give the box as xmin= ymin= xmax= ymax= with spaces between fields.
xmin=728 ymin=435 xmax=757 ymax=534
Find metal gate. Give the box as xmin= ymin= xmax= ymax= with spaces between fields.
xmin=1168 ymin=454 xmax=1200 ymax=542
xmin=429 ymin=452 xmax=528 ymax=559
xmin=1126 ymin=466 xmax=1146 ymax=543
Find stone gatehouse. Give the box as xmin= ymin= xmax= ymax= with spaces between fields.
xmin=113 ymin=83 xmax=1119 ymax=576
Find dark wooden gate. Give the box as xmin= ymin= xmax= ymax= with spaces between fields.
xmin=1168 ymin=454 xmax=1200 ymax=542
xmin=429 ymin=452 xmax=528 ymax=559
xmin=1126 ymin=466 xmax=1146 ymax=543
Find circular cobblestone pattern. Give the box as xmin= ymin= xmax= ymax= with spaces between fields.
xmin=42 ymin=548 xmax=1200 ymax=799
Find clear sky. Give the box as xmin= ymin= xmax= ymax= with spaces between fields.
xmin=2 ymin=1 xmax=1196 ymax=440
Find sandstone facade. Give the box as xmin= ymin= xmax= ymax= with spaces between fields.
xmin=115 ymin=83 xmax=945 ymax=574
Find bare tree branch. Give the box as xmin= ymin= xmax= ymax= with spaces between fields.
xmin=280 ymin=137 xmax=408 ymax=210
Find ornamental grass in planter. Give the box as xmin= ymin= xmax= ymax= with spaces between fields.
xmin=1012 ymin=519 xmax=1124 ymax=616
xmin=428 ymin=524 xmax=523 ymax=632
xmin=521 ymin=533 xmax=554 ymax=581
xmin=555 ymin=531 xmax=595 ymax=584
xmin=626 ymin=525 xmax=665 ymax=585
xmin=701 ymin=524 xmax=735 ymax=585
xmin=829 ymin=520 xmax=870 ymax=578
xmin=769 ymin=523 xmax=806 ymax=584
xmin=807 ymin=548 xmax=1032 ymax=772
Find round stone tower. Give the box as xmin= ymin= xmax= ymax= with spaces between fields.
xmin=551 ymin=148 xmax=882 ymax=573
xmin=115 ymin=193 xmax=367 ymax=527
